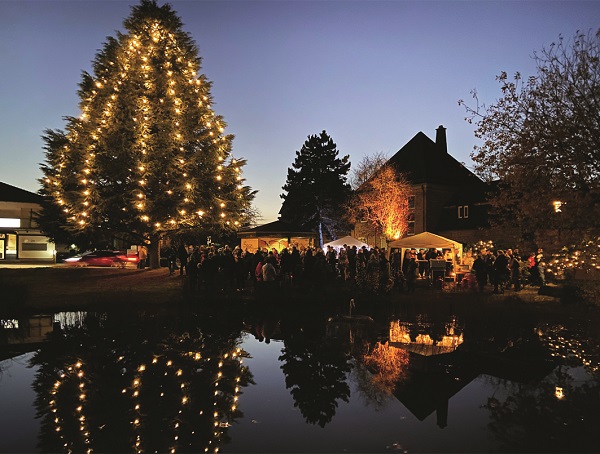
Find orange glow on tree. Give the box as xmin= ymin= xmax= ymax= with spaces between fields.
xmin=355 ymin=165 xmax=412 ymax=240
xmin=362 ymin=341 xmax=409 ymax=391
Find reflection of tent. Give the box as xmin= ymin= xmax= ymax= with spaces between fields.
xmin=323 ymin=235 xmax=370 ymax=250
xmin=388 ymin=232 xmax=463 ymax=277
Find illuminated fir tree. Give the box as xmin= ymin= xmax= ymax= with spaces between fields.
xmin=39 ymin=0 xmax=255 ymax=265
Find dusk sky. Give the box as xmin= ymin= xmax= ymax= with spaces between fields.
xmin=1 ymin=0 xmax=598 ymax=223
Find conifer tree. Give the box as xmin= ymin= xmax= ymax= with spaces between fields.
xmin=39 ymin=0 xmax=255 ymax=266
xmin=280 ymin=131 xmax=351 ymax=247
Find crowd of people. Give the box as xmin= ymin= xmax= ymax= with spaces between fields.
xmin=469 ymin=247 xmax=546 ymax=293
xmin=164 ymin=243 xmax=400 ymax=294
xmin=162 ymin=242 xmax=548 ymax=295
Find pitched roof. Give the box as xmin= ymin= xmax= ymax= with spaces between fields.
xmin=387 ymin=130 xmax=484 ymax=188
xmin=238 ymin=219 xmax=316 ymax=237
xmin=0 ymin=182 xmax=43 ymax=204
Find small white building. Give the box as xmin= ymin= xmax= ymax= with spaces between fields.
xmin=0 ymin=182 xmax=56 ymax=262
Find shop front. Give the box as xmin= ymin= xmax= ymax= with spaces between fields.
xmin=0 ymin=230 xmax=56 ymax=262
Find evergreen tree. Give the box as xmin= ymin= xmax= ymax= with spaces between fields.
xmin=39 ymin=0 xmax=255 ymax=266
xmin=280 ymin=131 xmax=351 ymax=247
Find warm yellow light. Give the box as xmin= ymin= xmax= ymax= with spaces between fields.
xmin=553 ymin=200 xmax=563 ymax=213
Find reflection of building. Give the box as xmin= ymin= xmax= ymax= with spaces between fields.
xmin=237 ymin=219 xmax=317 ymax=252
xmin=0 ymin=182 xmax=56 ymax=262
xmin=387 ymin=316 xmax=555 ymax=428
xmin=0 ymin=315 xmax=55 ymax=361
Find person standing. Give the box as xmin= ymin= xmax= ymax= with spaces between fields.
xmin=167 ymin=245 xmax=177 ymax=275
xmin=405 ymin=256 xmax=419 ymax=293
xmin=138 ymin=245 xmax=147 ymax=269
xmin=178 ymin=243 xmax=188 ymax=276
xmin=510 ymin=253 xmax=521 ymax=291
xmin=472 ymin=253 xmax=488 ymax=292
xmin=536 ymin=248 xmax=546 ymax=286
xmin=493 ymin=250 xmax=509 ymax=294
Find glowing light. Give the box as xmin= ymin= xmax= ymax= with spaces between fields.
xmin=553 ymin=200 xmax=563 ymax=213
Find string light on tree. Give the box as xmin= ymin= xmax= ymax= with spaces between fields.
xmin=39 ymin=0 xmax=255 ymax=261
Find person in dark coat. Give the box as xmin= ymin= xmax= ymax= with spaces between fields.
xmin=472 ymin=253 xmax=488 ymax=292
xmin=493 ymin=250 xmax=509 ymax=294
xmin=167 ymin=245 xmax=177 ymax=275
xmin=177 ymin=244 xmax=188 ymax=276
xmin=510 ymin=254 xmax=521 ymax=291
xmin=405 ymin=256 xmax=419 ymax=293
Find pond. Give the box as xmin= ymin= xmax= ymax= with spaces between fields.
xmin=1 ymin=300 xmax=599 ymax=453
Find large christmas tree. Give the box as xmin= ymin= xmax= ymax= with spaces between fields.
xmin=39 ymin=0 xmax=255 ymax=266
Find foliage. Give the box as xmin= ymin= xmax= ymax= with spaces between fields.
xmin=459 ymin=29 xmax=600 ymax=237
xmin=279 ymin=321 xmax=352 ymax=428
xmin=545 ymin=236 xmax=600 ymax=305
xmin=38 ymin=0 xmax=256 ymax=260
xmin=348 ymin=151 xmax=389 ymax=190
xmin=279 ymin=131 xmax=351 ymax=246
xmin=362 ymin=341 xmax=409 ymax=392
xmin=350 ymin=164 xmax=412 ymax=241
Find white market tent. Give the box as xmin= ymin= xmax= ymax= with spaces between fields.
xmin=323 ymin=235 xmax=370 ymax=250
xmin=388 ymin=232 xmax=463 ymax=277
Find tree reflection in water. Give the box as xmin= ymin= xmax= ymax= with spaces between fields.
xmin=482 ymin=322 xmax=600 ymax=452
xmin=362 ymin=341 xmax=409 ymax=392
xmin=483 ymin=366 xmax=600 ymax=452
xmin=29 ymin=310 xmax=254 ymax=453
xmin=15 ymin=303 xmax=600 ymax=452
xmin=278 ymin=317 xmax=353 ymax=428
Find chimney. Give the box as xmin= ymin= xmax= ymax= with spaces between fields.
xmin=436 ymin=125 xmax=447 ymax=153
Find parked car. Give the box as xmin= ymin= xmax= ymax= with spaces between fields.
xmin=63 ymin=250 xmax=139 ymax=267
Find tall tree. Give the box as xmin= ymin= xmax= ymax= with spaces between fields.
xmin=350 ymin=164 xmax=412 ymax=241
xmin=348 ymin=151 xmax=389 ymax=191
xmin=280 ymin=131 xmax=351 ymax=247
xmin=459 ymin=29 xmax=600 ymax=239
xmin=38 ymin=0 xmax=255 ymax=266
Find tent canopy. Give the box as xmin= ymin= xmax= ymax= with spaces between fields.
xmin=388 ymin=232 xmax=461 ymax=250
xmin=323 ymin=235 xmax=370 ymax=249
xmin=388 ymin=232 xmax=463 ymax=276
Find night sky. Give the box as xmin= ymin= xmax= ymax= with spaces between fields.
xmin=1 ymin=0 xmax=598 ymax=222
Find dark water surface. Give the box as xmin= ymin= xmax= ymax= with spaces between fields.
xmin=1 ymin=300 xmax=599 ymax=453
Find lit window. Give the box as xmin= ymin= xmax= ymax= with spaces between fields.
xmin=553 ymin=201 xmax=563 ymax=213
xmin=0 ymin=218 xmax=20 ymax=228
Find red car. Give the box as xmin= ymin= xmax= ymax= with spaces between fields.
xmin=64 ymin=250 xmax=139 ymax=267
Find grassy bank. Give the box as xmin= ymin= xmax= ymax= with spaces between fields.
xmin=2 ymin=267 xmax=599 ymax=324
xmin=0 ymin=267 xmax=184 ymax=312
